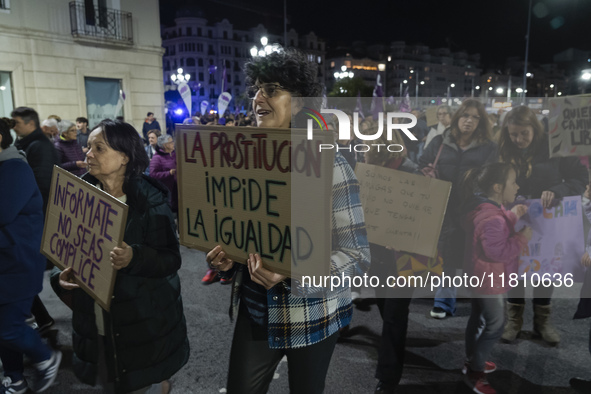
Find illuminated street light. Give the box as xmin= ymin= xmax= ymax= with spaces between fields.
xmin=170 ymin=68 xmax=190 ymax=84
xmin=496 ymin=88 xmax=503 ymax=94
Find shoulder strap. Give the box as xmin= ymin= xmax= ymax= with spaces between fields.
xmin=432 ymin=140 xmax=445 ymax=168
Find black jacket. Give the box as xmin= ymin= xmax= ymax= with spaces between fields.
xmin=55 ymin=174 xmax=189 ymax=393
xmin=513 ymin=135 xmax=587 ymax=199
xmin=14 ymin=128 xmax=59 ymax=212
xmin=419 ymin=130 xmax=497 ymax=267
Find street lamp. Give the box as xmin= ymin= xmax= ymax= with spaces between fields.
xmin=170 ymin=68 xmax=190 ymax=84
xmin=400 ymin=79 xmax=407 ymax=97
xmin=250 ymin=36 xmax=280 ymax=58
xmin=447 ymin=83 xmax=455 ymax=100
xmin=496 ymin=87 xmax=504 ymax=95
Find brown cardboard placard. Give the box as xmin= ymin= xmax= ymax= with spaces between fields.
xmin=355 ymin=163 xmax=451 ymax=258
xmin=41 ymin=166 xmax=128 ymax=311
xmin=425 ymin=106 xmax=439 ymax=128
xmin=548 ymin=95 xmax=591 ymax=157
xmin=176 ymin=125 xmax=334 ymax=278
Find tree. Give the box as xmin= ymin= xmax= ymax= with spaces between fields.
xmin=328 ymin=77 xmax=373 ymax=97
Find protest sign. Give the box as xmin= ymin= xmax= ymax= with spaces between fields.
xmin=355 ymin=163 xmax=451 ymax=258
xmin=548 ymin=95 xmax=591 ymax=157
xmin=41 ymin=166 xmax=128 ymax=311
xmin=514 ymin=196 xmax=586 ymax=282
xmin=425 ymin=106 xmax=439 ymax=127
xmin=176 ymin=125 xmax=334 ymax=278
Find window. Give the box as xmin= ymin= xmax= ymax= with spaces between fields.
xmin=187 ymin=58 xmax=195 ymax=67
xmin=208 ymin=30 xmax=213 ymax=38
xmin=223 ymin=31 xmax=228 ymax=39
xmin=179 ymin=44 xmax=184 ymax=53
xmin=0 ymin=71 xmax=14 ymax=118
xmin=180 ymin=58 xmax=184 ymax=67
xmin=199 ymin=72 xmax=204 ymax=81
xmin=197 ymin=27 xmax=202 ymax=36
xmin=227 ymin=74 xmax=232 ymax=83
xmin=0 ymin=0 xmax=10 ymax=11
xmin=186 ymin=27 xmax=192 ymax=36
xmin=225 ymin=60 xmax=231 ymax=68
xmin=197 ymin=43 xmax=203 ymax=52
xmin=208 ymin=44 xmax=215 ymax=55
xmin=210 ymin=87 xmax=215 ymax=97
xmin=198 ymin=58 xmax=204 ymax=67
xmin=199 ymin=87 xmax=204 ymax=96
xmin=84 ymin=77 xmax=123 ymax=129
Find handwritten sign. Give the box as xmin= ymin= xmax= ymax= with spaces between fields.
xmin=41 ymin=166 xmax=128 ymax=311
xmin=548 ymin=95 xmax=591 ymax=157
xmin=355 ymin=163 xmax=451 ymax=258
xmin=176 ymin=125 xmax=334 ymax=278
xmin=514 ymin=196 xmax=585 ymax=282
xmin=426 ymin=106 xmax=439 ymax=128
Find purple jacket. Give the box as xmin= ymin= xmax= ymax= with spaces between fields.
xmin=462 ymin=198 xmax=528 ymax=295
xmin=54 ymin=137 xmax=86 ymax=176
xmin=149 ymin=149 xmax=178 ymax=212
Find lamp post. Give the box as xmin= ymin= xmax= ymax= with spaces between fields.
xmin=170 ymin=68 xmax=191 ymax=85
xmin=522 ymin=0 xmax=533 ymax=103
xmin=410 ymin=69 xmax=420 ymax=107
xmin=400 ymin=79 xmax=407 ymax=97
xmin=447 ymin=83 xmax=455 ymax=100
xmin=250 ymin=36 xmax=281 ymax=58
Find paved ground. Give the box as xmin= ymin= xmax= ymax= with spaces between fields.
xmin=7 ymin=245 xmax=591 ymax=393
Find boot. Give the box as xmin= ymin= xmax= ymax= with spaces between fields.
xmin=533 ymin=304 xmax=560 ymax=346
xmin=501 ymin=302 xmax=524 ymax=343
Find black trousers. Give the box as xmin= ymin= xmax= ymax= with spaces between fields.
xmin=226 ymin=304 xmax=339 ymax=394
xmin=375 ymin=292 xmax=414 ymax=386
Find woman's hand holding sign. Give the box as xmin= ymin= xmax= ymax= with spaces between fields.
xmin=206 ymin=245 xmax=235 ymax=272
xmin=111 ymin=241 xmax=133 ymax=270
xmin=248 ymin=253 xmax=286 ymax=290
xmin=59 ymin=267 xmax=80 ymax=290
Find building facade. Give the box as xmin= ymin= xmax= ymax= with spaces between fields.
xmin=0 ymin=0 xmax=165 ymax=130
xmin=327 ymin=41 xmax=481 ymax=102
xmin=161 ymin=14 xmax=326 ymax=115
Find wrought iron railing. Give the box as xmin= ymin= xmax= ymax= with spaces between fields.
xmin=69 ymin=1 xmax=133 ymax=45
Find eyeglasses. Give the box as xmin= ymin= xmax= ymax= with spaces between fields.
xmin=437 ymin=112 xmax=449 ymax=116
xmin=247 ymin=83 xmax=286 ymax=99
xmin=460 ymin=113 xmax=481 ymax=121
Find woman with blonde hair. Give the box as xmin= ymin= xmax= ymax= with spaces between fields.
xmin=498 ymin=105 xmax=587 ymax=345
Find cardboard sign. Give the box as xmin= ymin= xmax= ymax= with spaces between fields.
xmin=176 ymin=125 xmax=334 ymax=278
xmin=548 ymin=95 xmax=591 ymax=157
xmin=41 ymin=166 xmax=128 ymax=311
xmin=355 ymin=163 xmax=451 ymax=258
xmin=425 ymin=106 xmax=439 ymax=128
xmin=514 ymin=196 xmax=586 ymax=282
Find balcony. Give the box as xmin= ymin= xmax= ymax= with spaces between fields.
xmin=69 ymin=1 xmax=133 ymax=46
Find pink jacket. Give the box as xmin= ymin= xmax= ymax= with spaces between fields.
xmin=462 ymin=199 xmax=528 ymax=294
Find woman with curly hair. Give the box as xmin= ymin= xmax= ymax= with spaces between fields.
xmin=498 ymin=106 xmax=587 ymax=345
xmin=205 ymin=48 xmax=370 ymax=394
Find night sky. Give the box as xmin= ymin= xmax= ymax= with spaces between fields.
xmin=159 ymin=0 xmax=591 ymax=67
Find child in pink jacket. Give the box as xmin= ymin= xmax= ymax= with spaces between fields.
xmin=461 ymin=163 xmax=532 ymax=394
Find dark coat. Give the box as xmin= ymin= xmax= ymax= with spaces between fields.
xmin=513 ymin=134 xmax=587 ymax=199
xmin=55 ymin=137 xmax=86 ymax=176
xmin=142 ymin=120 xmax=161 ymax=142
xmin=419 ymin=130 xmax=498 ymax=268
xmin=15 ymin=128 xmax=59 ymax=212
xmin=0 ymin=153 xmax=46 ymax=304
xmin=56 ymin=174 xmax=189 ymax=393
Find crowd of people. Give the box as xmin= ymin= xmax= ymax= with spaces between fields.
xmin=1 ymin=47 xmax=591 ymax=394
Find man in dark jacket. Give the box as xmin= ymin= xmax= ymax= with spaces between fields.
xmin=142 ymin=112 xmax=161 ymax=143
xmin=12 ymin=107 xmax=59 ymax=333
xmin=12 ymin=107 xmax=59 ymax=213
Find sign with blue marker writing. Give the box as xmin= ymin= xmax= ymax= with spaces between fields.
xmin=548 ymin=95 xmax=591 ymax=157
xmin=176 ymin=125 xmax=334 ymax=278
xmin=514 ymin=196 xmax=585 ymax=283
xmin=41 ymin=166 xmax=128 ymax=311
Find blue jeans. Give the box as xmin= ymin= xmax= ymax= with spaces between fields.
xmin=0 ymin=298 xmax=52 ymax=381
xmin=465 ymin=295 xmax=505 ymax=371
xmin=434 ymin=285 xmax=457 ymax=315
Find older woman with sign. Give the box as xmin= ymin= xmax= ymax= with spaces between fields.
xmin=206 ymin=48 xmax=370 ymax=394
xmin=57 ymin=119 xmax=189 ymax=394
xmin=498 ymin=106 xmax=587 ymax=345
xmin=419 ymin=99 xmax=497 ymax=320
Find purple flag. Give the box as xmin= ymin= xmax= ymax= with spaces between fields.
xmin=371 ymin=75 xmax=384 ymax=120
xmin=399 ymin=87 xmax=411 ymax=113
xmin=221 ymin=66 xmax=227 ymax=93
xmin=355 ymin=91 xmax=365 ymax=120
